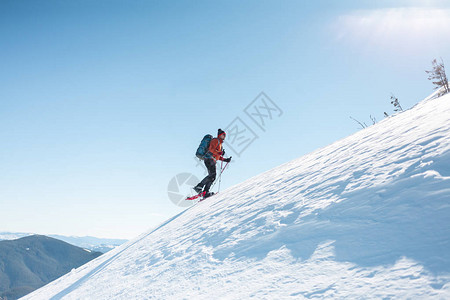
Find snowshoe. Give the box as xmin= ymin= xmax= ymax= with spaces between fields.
xmin=199 ymin=192 xmax=215 ymax=201
xmin=186 ymin=191 xmax=205 ymax=201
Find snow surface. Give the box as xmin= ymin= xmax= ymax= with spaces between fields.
xmin=24 ymin=94 xmax=450 ymax=299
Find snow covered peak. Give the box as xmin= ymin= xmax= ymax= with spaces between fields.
xmin=25 ymin=94 xmax=450 ymax=299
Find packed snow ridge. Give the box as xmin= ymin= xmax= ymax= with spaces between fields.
xmin=25 ymin=94 xmax=450 ymax=299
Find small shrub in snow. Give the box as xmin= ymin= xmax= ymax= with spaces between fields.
xmin=426 ymin=58 xmax=449 ymax=96
xmin=350 ymin=116 xmax=368 ymax=129
xmin=390 ymin=94 xmax=403 ymax=112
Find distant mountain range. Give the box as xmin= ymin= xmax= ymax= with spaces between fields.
xmin=0 ymin=235 xmax=102 ymax=300
xmin=0 ymin=232 xmax=127 ymax=253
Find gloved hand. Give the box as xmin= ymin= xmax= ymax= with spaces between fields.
xmin=223 ymin=157 xmax=231 ymax=163
xmin=222 ymin=149 xmax=225 ymax=156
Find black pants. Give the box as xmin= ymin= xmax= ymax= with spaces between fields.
xmin=198 ymin=158 xmax=216 ymax=193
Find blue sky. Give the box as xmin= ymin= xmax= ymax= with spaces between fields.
xmin=1 ymin=0 xmax=449 ymax=239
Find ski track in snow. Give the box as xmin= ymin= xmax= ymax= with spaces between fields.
xmin=24 ymin=94 xmax=450 ymax=299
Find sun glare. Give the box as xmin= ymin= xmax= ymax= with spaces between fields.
xmin=333 ymin=7 xmax=450 ymax=54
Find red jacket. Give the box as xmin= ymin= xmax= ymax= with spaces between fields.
xmin=208 ymin=138 xmax=225 ymax=161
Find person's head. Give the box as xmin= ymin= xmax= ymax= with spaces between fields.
xmin=218 ymin=129 xmax=226 ymax=141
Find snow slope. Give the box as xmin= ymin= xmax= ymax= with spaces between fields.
xmin=24 ymin=94 xmax=450 ymax=299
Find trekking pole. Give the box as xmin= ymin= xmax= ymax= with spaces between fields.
xmin=210 ymin=159 xmax=231 ymax=192
xmin=218 ymin=160 xmax=223 ymax=193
